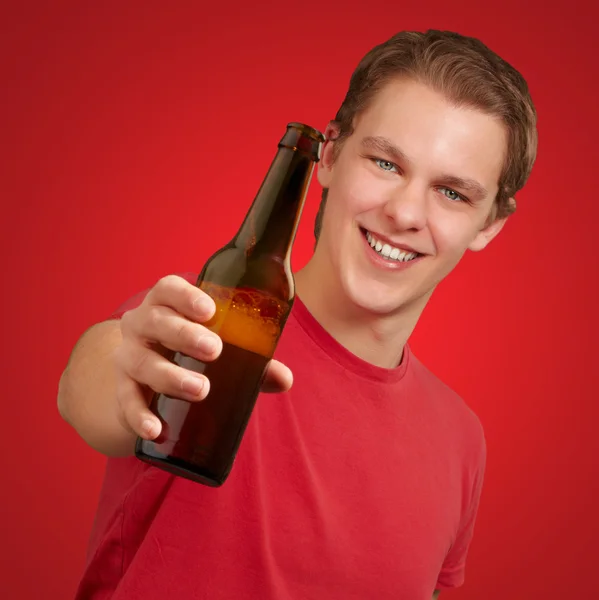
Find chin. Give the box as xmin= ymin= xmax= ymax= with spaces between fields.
xmin=341 ymin=273 xmax=420 ymax=317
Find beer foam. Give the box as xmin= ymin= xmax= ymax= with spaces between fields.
xmin=200 ymin=282 xmax=287 ymax=358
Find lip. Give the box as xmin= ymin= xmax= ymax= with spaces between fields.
xmin=360 ymin=227 xmax=421 ymax=255
xmin=359 ymin=228 xmax=424 ymax=271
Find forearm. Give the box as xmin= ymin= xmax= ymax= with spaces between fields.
xmin=58 ymin=320 xmax=137 ymax=457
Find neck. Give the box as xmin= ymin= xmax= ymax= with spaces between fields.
xmin=294 ymin=254 xmax=432 ymax=369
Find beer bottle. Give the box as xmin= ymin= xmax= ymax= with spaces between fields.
xmin=135 ymin=122 xmax=325 ymax=487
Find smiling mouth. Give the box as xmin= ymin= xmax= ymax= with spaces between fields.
xmin=360 ymin=228 xmax=422 ymax=263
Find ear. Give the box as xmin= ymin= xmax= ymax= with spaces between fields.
xmin=317 ymin=122 xmax=341 ymax=189
xmin=468 ymin=198 xmax=515 ymax=252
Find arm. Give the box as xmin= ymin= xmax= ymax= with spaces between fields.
xmin=57 ymin=320 xmax=137 ymax=457
xmin=57 ymin=274 xmax=215 ymax=458
xmin=57 ymin=275 xmax=293 ymax=458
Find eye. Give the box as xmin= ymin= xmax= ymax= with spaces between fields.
xmin=373 ymin=158 xmax=398 ymax=173
xmin=439 ymin=187 xmax=465 ymax=202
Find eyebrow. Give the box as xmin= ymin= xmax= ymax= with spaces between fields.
xmin=360 ymin=135 xmax=489 ymax=200
xmin=436 ymin=175 xmax=489 ymax=199
xmin=361 ymin=136 xmax=412 ymax=165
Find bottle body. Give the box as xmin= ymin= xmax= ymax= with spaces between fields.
xmin=135 ymin=123 xmax=324 ymax=486
xmin=136 ymin=257 xmax=289 ymax=487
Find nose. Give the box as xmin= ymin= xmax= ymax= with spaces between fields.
xmin=382 ymin=181 xmax=428 ymax=231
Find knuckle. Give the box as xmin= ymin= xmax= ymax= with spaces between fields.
xmin=160 ymin=274 xmax=180 ymax=291
xmin=155 ymin=363 xmax=181 ymax=397
xmin=175 ymin=319 xmax=190 ymax=342
xmin=128 ymin=347 xmax=151 ymax=381
xmin=171 ymin=365 xmax=186 ymax=390
xmin=174 ymin=320 xmax=200 ymax=351
xmin=147 ymin=305 xmax=163 ymax=331
xmin=156 ymin=275 xmax=171 ymax=289
xmin=119 ymin=310 xmax=134 ymax=333
xmin=164 ymin=273 xmax=180 ymax=284
xmin=149 ymin=275 xmax=172 ymax=299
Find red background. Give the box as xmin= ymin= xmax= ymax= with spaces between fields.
xmin=2 ymin=1 xmax=598 ymax=598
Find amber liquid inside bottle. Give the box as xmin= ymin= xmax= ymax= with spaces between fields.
xmin=135 ymin=123 xmax=324 ymax=486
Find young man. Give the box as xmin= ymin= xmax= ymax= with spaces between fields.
xmin=58 ymin=30 xmax=538 ymax=599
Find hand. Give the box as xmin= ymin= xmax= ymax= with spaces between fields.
xmin=112 ymin=275 xmax=293 ymax=441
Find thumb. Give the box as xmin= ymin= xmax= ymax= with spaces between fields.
xmin=261 ymin=359 xmax=293 ymax=394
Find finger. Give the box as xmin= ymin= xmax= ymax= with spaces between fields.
xmin=120 ymin=341 xmax=211 ymax=403
xmin=136 ymin=305 xmax=222 ymax=363
xmin=115 ymin=371 xmax=162 ymax=440
xmin=260 ymin=359 xmax=293 ymax=394
xmin=145 ymin=274 xmax=216 ymax=322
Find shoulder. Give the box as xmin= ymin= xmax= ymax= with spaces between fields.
xmin=407 ymin=349 xmax=486 ymax=459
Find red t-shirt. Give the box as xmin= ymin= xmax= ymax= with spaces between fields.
xmin=76 ymin=273 xmax=486 ymax=600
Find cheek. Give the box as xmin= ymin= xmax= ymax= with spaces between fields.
xmin=330 ymin=168 xmax=387 ymax=220
xmin=429 ymin=211 xmax=479 ymax=256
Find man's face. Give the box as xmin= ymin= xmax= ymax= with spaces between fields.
xmin=315 ymin=77 xmax=511 ymax=316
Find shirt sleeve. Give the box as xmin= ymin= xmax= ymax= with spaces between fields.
xmin=435 ymin=436 xmax=487 ymax=590
xmin=108 ymin=272 xmax=198 ymax=319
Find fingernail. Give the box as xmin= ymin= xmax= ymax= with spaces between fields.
xmin=141 ymin=419 xmax=158 ymax=439
xmin=193 ymin=295 xmax=213 ymax=315
xmin=181 ymin=375 xmax=204 ymax=396
xmin=200 ymin=335 xmax=218 ymax=354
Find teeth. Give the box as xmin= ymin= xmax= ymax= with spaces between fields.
xmin=365 ymin=230 xmax=419 ymax=262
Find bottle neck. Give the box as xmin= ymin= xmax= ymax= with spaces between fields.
xmin=233 ymin=147 xmax=315 ymax=260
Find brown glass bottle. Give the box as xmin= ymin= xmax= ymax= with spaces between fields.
xmin=135 ymin=122 xmax=325 ymax=487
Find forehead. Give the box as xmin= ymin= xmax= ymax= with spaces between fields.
xmin=351 ymin=78 xmax=507 ymax=187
